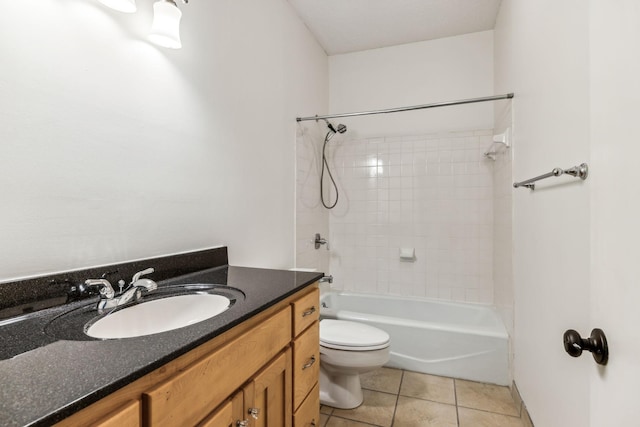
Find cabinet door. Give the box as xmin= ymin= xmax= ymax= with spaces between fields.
xmin=199 ymin=392 xmax=243 ymax=427
xmin=90 ymin=400 xmax=140 ymax=427
xmin=144 ymin=307 xmax=291 ymax=427
xmin=245 ymin=349 xmax=292 ymax=427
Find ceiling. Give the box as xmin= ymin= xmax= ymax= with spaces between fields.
xmin=287 ymin=0 xmax=503 ymax=55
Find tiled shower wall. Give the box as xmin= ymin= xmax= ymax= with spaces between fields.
xmin=326 ymin=130 xmax=495 ymax=304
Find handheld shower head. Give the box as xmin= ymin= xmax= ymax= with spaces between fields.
xmin=323 ymin=119 xmax=347 ymax=135
xmin=320 ymin=119 xmax=348 ymax=210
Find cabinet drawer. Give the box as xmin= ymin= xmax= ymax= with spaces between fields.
xmin=292 ymin=321 xmax=319 ymax=410
xmin=292 ymin=288 xmax=319 ymax=337
xmin=293 ymin=383 xmax=319 ymax=427
xmin=143 ymin=307 xmax=292 ymax=427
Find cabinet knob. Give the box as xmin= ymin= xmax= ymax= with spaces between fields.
xmin=248 ymin=407 xmax=260 ymax=419
xmin=236 ymin=420 xmax=249 ymax=427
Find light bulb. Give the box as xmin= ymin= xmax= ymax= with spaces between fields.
xmin=149 ymin=0 xmax=183 ymax=49
xmin=98 ymin=0 xmax=137 ymax=13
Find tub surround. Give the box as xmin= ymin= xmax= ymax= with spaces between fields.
xmin=0 ymin=247 xmax=323 ymax=427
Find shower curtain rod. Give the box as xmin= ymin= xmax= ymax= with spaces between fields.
xmin=296 ymin=93 xmax=514 ymax=122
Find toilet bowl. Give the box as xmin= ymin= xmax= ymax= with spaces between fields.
xmin=319 ymin=319 xmax=390 ymax=409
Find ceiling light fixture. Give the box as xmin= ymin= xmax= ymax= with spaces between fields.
xmin=149 ymin=0 xmax=187 ymax=49
xmin=98 ymin=0 xmax=137 ymax=13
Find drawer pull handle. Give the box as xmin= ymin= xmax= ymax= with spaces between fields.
xmin=302 ymin=355 xmax=316 ymax=370
xmin=302 ymin=306 xmax=316 ymax=317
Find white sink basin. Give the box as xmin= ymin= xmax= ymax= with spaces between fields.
xmin=86 ymin=294 xmax=231 ymax=339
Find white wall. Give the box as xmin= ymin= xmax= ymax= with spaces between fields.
xmin=494 ymin=2 xmax=591 ymax=426
xmin=329 ymin=31 xmax=495 ymax=138
xmin=590 ymin=2 xmax=640 ymax=425
xmin=0 ymin=0 xmax=328 ymax=281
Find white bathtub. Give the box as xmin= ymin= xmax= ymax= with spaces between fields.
xmin=320 ymin=291 xmax=509 ymax=385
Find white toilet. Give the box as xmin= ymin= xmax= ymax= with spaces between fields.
xmin=319 ymin=319 xmax=391 ymax=409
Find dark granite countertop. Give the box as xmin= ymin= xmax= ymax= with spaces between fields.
xmin=0 ymin=264 xmax=322 ymax=427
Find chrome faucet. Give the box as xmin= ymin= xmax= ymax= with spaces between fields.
xmin=85 ymin=268 xmax=157 ymax=314
xmin=319 ymin=275 xmax=333 ymax=284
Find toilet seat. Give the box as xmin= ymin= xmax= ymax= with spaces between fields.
xmin=320 ymin=319 xmax=390 ymax=351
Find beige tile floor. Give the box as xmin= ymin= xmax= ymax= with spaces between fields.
xmin=318 ymin=367 xmax=526 ymax=427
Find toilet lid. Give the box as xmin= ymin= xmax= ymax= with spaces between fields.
xmin=320 ymin=319 xmax=390 ymax=351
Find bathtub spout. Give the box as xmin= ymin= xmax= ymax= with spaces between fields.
xmin=319 ymin=275 xmax=333 ymax=284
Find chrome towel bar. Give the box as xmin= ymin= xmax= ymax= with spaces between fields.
xmin=513 ymin=163 xmax=589 ymax=190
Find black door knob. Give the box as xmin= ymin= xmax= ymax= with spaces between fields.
xmin=563 ymin=328 xmax=608 ymax=365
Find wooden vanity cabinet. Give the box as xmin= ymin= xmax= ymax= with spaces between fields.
xmin=199 ymin=349 xmax=291 ymax=427
xmin=143 ymin=306 xmax=291 ymax=426
xmin=55 ymin=284 xmax=319 ymax=427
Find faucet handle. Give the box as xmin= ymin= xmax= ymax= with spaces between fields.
xmin=131 ymin=267 xmax=155 ymax=284
xmin=314 ymin=233 xmax=330 ymax=250
xmin=84 ymin=279 xmax=115 ymax=300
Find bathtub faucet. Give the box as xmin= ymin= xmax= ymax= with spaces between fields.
xmin=314 ymin=233 xmax=329 ymax=250
xmin=319 ymin=275 xmax=333 ymax=284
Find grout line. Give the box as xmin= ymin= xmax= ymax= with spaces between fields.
xmin=396 ymin=392 xmax=459 ymax=407
xmin=456 ymin=404 xmax=521 ymax=418
xmin=320 ymin=405 xmax=334 ymax=416
xmin=361 ymin=387 xmax=401 ymax=396
xmin=389 ymin=369 xmax=405 ymax=427
xmin=454 ymin=378 xmax=460 ymax=426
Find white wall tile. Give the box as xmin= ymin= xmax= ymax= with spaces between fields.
xmin=326 ymin=131 xmax=495 ymax=304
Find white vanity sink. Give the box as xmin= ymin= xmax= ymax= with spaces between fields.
xmin=86 ymin=294 xmax=231 ymax=339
